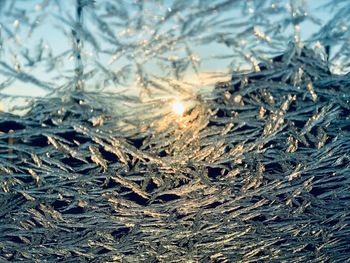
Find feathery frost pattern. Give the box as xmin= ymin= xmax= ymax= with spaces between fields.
xmin=0 ymin=0 xmax=350 ymax=262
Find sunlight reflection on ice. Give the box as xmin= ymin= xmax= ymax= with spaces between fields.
xmin=172 ymin=101 xmax=185 ymax=116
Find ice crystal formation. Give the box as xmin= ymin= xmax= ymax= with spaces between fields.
xmin=0 ymin=0 xmax=350 ymax=262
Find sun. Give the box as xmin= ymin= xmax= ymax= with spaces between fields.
xmin=172 ymin=101 xmax=185 ymax=116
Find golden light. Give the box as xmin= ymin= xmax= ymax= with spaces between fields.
xmin=172 ymin=101 xmax=185 ymax=116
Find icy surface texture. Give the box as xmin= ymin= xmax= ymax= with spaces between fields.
xmin=0 ymin=0 xmax=350 ymax=262
xmin=1 ymin=45 xmax=350 ymax=262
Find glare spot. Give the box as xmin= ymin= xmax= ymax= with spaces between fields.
xmin=315 ymin=41 xmax=322 ymax=49
xmin=13 ymin=19 xmax=20 ymax=29
xmin=172 ymin=101 xmax=185 ymax=116
xmin=190 ymin=54 xmax=200 ymax=62
xmin=35 ymin=4 xmax=42 ymax=11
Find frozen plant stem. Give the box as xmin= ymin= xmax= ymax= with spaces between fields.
xmin=289 ymin=0 xmax=303 ymax=51
xmin=74 ymin=0 xmax=84 ymax=91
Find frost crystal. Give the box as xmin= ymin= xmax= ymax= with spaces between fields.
xmin=1 ymin=0 xmax=350 ymax=262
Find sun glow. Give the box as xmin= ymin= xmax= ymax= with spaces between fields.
xmin=172 ymin=101 xmax=185 ymax=116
